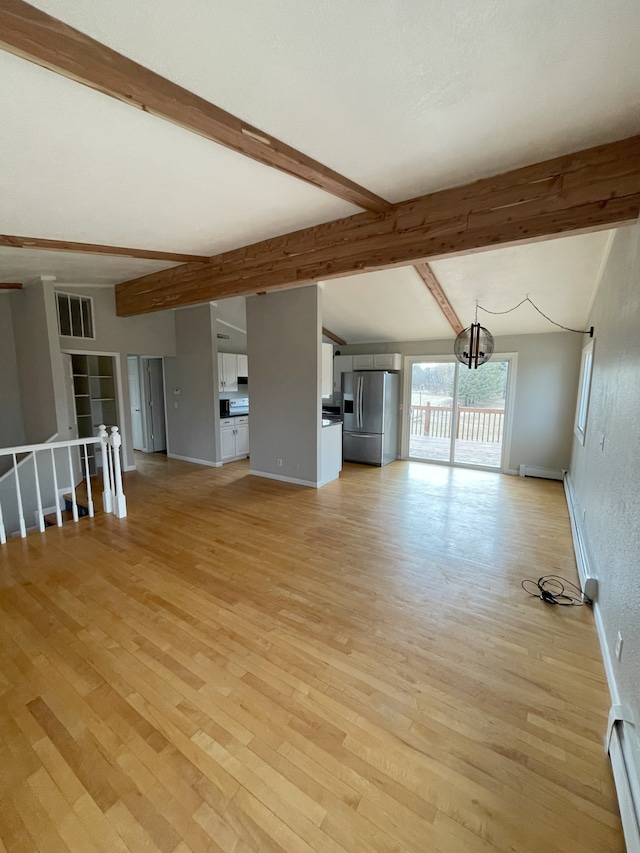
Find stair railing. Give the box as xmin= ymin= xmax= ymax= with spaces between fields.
xmin=0 ymin=425 xmax=127 ymax=544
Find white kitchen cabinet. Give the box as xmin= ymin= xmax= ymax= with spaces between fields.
xmin=353 ymin=354 xmax=374 ymax=370
xmin=237 ymin=354 xmax=248 ymax=378
xmin=220 ymin=416 xmax=249 ymax=461
xmin=333 ymin=355 xmax=353 ymax=392
xmin=218 ymin=352 xmax=238 ymax=392
xmin=321 ymin=343 xmax=333 ymax=397
xmin=352 ymin=353 xmax=402 ymax=371
xmin=374 ymin=353 xmax=402 ymax=370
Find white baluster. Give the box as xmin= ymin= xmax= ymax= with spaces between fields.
xmin=99 ymin=425 xmax=113 ymax=513
xmin=67 ymin=446 xmax=78 ymax=522
xmin=33 ymin=451 xmax=45 ymax=533
xmin=13 ymin=453 xmax=26 ymax=538
xmin=83 ymin=445 xmax=94 ymax=518
xmin=109 ymin=427 xmax=127 ymax=518
xmin=50 ymin=447 xmax=62 ymax=527
xmin=0 ymin=499 xmax=6 ymax=545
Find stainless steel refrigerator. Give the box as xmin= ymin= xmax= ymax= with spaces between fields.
xmin=342 ymin=371 xmax=400 ymax=466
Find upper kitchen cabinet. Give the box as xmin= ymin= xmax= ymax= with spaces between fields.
xmin=353 ymin=353 xmax=402 ymax=370
xmin=218 ymin=352 xmax=238 ymax=392
xmin=237 ymin=354 xmax=248 ymax=378
xmin=218 ymin=352 xmax=249 ymax=392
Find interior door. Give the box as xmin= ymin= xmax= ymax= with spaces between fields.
xmin=127 ymin=356 xmax=145 ymax=451
xmin=144 ymin=358 xmax=167 ymax=452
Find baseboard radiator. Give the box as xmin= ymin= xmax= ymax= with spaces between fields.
xmin=518 ymin=464 xmax=563 ymax=480
xmin=607 ymin=707 xmax=640 ymax=853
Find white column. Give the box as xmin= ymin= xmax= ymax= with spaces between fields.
xmin=0 ymin=499 xmax=6 ymax=545
xmin=99 ymin=425 xmax=113 ymax=513
xmin=110 ymin=427 xmax=127 ymax=518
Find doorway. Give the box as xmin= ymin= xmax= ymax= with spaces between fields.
xmin=127 ymin=356 xmax=167 ymax=453
xmin=404 ymin=356 xmax=514 ymax=470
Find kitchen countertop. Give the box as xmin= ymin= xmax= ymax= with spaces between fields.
xmin=322 ymin=418 xmax=342 ymax=428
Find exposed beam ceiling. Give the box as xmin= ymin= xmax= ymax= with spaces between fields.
xmin=0 ymin=0 xmax=387 ymax=214
xmin=413 ymin=263 xmax=464 ymax=336
xmin=116 ymin=136 xmax=640 ymax=316
xmin=0 ymin=282 xmax=23 ymax=290
xmin=0 ymin=234 xmax=208 ymax=264
xmin=322 ymin=327 xmax=347 ymax=346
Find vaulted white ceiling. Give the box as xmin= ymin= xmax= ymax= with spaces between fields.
xmin=1 ymin=0 xmax=639 ymax=341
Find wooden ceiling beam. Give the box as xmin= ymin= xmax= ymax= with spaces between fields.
xmin=0 ymin=0 xmax=388 ymax=213
xmin=0 ymin=282 xmax=23 ymax=289
xmin=322 ymin=327 xmax=347 ymax=346
xmin=115 ymin=135 xmax=640 ymax=316
xmin=0 ymin=233 xmax=209 ymax=263
xmin=413 ymin=263 xmax=464 ymax=335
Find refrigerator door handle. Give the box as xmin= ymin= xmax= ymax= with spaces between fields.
xmin=357 ymin=375 xmax=364 ymax=429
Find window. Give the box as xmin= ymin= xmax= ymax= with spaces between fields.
xmin=574 ymin=339 xmax=594 ymax=444
xmin=56 ymin=292 xmax=94 ymax=338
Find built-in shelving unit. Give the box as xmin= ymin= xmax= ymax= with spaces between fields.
xmin=71 ymin=354 xmax=117 ymax=474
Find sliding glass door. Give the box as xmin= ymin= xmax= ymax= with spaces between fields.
xmin=407 ymin=357 xmax=511 ymax=470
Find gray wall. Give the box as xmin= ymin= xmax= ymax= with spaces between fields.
xmin=10 ymin=282 xmax=59 ymax=444
xmin=343 ymin=332 xmax=582 ymax=472
xmin=0 ymin=294 xmax=25 ymax=457
xmin=164 ymin=304 xmax=219 ymax=465
xmin=54 ymin=285 xmax=176 ymax=469
xmin=247 ymin=287 xmax=321 ymax=484
xmin=569 ymin=219 xmax=640 ymax=715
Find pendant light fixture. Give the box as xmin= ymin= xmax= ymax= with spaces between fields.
xmin=454 ymin=304 xmax=494 ymax=369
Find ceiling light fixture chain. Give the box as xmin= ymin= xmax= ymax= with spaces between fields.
xmin=476 ymin=295 xmax=593 ymax=336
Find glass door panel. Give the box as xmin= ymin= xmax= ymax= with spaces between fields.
xmin=454 ymin=361 xmax=508 ymax=468
xmin=409 ymin=362 xmax=455 ymax=462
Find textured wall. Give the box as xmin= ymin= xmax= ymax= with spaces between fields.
xmin=164 ymin=305 xmax=218 ymax=465
xmin=247 ymin=287 xmax=321 ymax=484
xmin=0 ymin=294 xmax=25 ymax=456
xmin=10 ymin=283 xmax=58 ymax=445
xmin=343 ymin=332 xmax=582 ymax=473
xmin=570 ymin=220 xmax=640 ymax=712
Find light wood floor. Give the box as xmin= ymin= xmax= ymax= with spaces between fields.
xmin=0 ymin=455 xmax=622 ymax=852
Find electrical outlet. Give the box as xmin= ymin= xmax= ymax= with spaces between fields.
xmin=615 ymin=631 xmax=623 ymax=661
xmin=277 ymin=458 xmax=283 ymax=467
xmin=582 ymin=508 xmax=586 ymax=523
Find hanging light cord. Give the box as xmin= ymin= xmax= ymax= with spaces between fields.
xmin=476 ymin=296 xmax=591 ymax=334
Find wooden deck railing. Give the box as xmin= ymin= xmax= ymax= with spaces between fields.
xmin=410 ymin=404 xmax=504 ymax=443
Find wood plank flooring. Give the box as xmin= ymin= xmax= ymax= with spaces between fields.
xmin=0 ymin=455 xmax=623 ymax=852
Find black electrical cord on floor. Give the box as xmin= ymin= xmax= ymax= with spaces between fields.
xmin=521 ymin=575 xmax=592 ymax=606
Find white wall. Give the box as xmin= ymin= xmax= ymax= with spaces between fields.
xmin=569 ymin=220 xmax=640 ymax=715
xmin=10 ymin=281 xmax=59 ymax=445
xmin=343 ymin=332 xmax=582 ymax=473
xmin=0 ymin=293 xmax=25 ymax=457
xmin=246 ymin=287 xmax=322 ymax=485
xmin=164 ymin=304 xmax=219 ymax=466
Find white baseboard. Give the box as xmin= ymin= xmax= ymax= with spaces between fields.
xmin=249 ymin=469 xmax=319 ymax=488
xmin=563 ymin=472 xmax=618 ymax=704
xmin=519 ymin=464 xmax=563 ymax=480
xmin=167 ymin=453 xmax=222 ymax=468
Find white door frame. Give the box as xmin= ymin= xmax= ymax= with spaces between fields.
xmin=400 ymin=353 xmax=518 ymax=473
